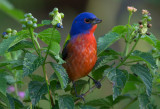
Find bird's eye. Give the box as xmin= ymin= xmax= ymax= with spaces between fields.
xmin=84 ymin=18 xmax=90 ymax=23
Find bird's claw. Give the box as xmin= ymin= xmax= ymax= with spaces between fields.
xmin=93 ymin=80 xmax=101 ymax=89
xmin=76 ymin=94 xmax=85 ymax=102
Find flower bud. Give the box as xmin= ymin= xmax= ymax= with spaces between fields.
xmin=53 ymin=8 xmax=58 ymax=13
xmin=60 ymin=13 xmax=64 ymax=18
xmin=139 ymin=25 xmax=143 ymax=28
xmin=56 ymin=23 xmax=63 ymax=28
xmin=127 ymin=6 xmax=137 ymax=12
xmin=8 ymin=33 xmax=12 ymax=36
xmin=18 ymin=91 xmax=25 ymax=99
xmin=147 ymin=24 xmax=152 ymax=28
xmin=143 ymin=14 xmax=148 ymax=18
xmin=22 ymin=24 xmax=27 ymax=29
xmin=2 ymin=32 xmax=7 ymax=36
xmin=27 ymin=13 xmax=32 ymax=17
xmin=7 ymin=86 xmax=15 ymax=93
xmin=142 ymin=9 xmax=149 ymax=15
xmin=146 ymin=32 xmax=151 ymax=36
xmin=138 ymin=20 xmax=142 ymax=25
xmin=12 ymin=30 xmax=17 ymax=36
xmin=33 ymin=18 xmax=37 ymax=23
xmin=6 ymin=28 xmax=12 ymax=33
xmin=147 ymin=16 xmax=152 ymax=21
xmin=32 ymin=23 xmax=37 ymax=28
xmin=27 ymin=21 xmax=33 ymax=26
xmin=2 ymin=34 xmax=9 ymax=39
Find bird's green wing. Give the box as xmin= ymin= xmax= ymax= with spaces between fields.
xmin=63 ymin=34 xmax=71 ymax=48
xmin=62 ymin=34 xmax=71 ymax=60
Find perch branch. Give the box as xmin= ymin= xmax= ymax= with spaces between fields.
xmin=74 ymin=76 xmax=106 ymax=104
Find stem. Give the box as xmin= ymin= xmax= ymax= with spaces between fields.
xmin=42 ymin=26 xmax=56 ymax=108
xmin=14 ymin=81 xmax=18 ymax=96
xmin=42 ymin=65 xmax=53 ymax=109
xmin=124 ymin=12 xmax=132 ymax=56
xmin=28 ymin=28 xmax=40 ymax=55
xmin=29 ymin=27 xmax=54 ymax=107
xmin=35 ymin=37 xmax=41 ymax=52
xmin=124 ymin=42 xmax=130 ymax=57
xmin=44 ymin=27 xmax=55 ymax=62
xmin=13 ymin=70 xmax=18 ymax=97
xmin=116 ymin=34 xmax=140 ymax=68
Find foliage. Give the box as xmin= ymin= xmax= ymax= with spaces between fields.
xmin=0 ymin=5 xmax=160 ymax=109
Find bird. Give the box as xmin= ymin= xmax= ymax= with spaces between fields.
xmin=62 ymin=12 xmax=102 ymax=99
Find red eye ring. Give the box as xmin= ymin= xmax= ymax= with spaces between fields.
xmin=84 ymin=18 xmax=90 ymax=23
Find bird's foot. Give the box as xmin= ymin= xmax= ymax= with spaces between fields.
xmin=93 ymin=80 xmax=101 ymax=89
xmin=76 ymin=94 xmax=85 ymax=102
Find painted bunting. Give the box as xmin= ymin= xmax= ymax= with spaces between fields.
xmin=62 ymin=12 xmax=102 ymax=99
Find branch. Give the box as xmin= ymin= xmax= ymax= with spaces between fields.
xmin=74 ymin=76 xmax=106 ymax=104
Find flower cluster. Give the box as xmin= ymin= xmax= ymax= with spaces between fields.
xmin=49 ymin=8 xmax=64 ymax=28
xmin=2 ymin=28 xmax=17 ymax=39
xmin=20 ymin=13 xmax=37 ymax=29
xmin=7 ymin=86 xmax=25 ymax=99
xmin=127 ymin=6 xmax=137 ymax=13
xmin=138 ymin=9 xmax=152 ymax=35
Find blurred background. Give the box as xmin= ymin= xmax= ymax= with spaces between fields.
xmin=0 ymin=0 xmax=160 ymax=108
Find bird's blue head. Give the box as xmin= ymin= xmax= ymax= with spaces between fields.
xmin=70 ymin=12 xmax=102 ymax=37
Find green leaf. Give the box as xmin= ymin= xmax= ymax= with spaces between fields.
xmin=112 ymin=25 xmax=127 ymax=34
xmin=13 ymin=98 xmax=24 ymax=109
xmin=0 ymin=77 xmax=7 ymax=95
xmin=8 ymin=41 xmax=33 ymax=52
xmin=28 ymin=81 xmax=48 ymax=105
xmin=93 ymin=55 xmax=118 ymax=71
xmin=49 ymin=53 xmax=65 ymax=64
xmin=141 ymin=34 xmax=157 ymax=46
xmin=10 ymin=30 xmax=30 ymax=47
xmin=71 ymin=80 xmax=88 ymax=95
xmin=0 ymin=36 xmax=17 ymax=55
xmin=0 ymin=61 xmax=10 ymax=67
xmin=0 ymin=92 xmax=9 ymax=108
xmin=92 ymin=66 xmax=109 ymax=80
xmin=79 ymin=105 xmax=96 ymax=109
xmin=131 ymin=64 xmax=153 ymax=96
xmin=104 ymin=69 xmax=128 ymax=100
xmin=98 ymin=48 xmax=120 ymax=56
xmin=155 ymin=40 xmax=160 ymax=50
xmin=38 ymin=28 xmax=61 ymax=44
xmin=122 ymin=74 xmax=142 ymax=94
xmin=5 ymin=75 xmax=16 ymax=84
xmin=86 ymin=95 xmax=130 ymax=108
xmin=58 ymin=95 xmax=74 ymax=109
xmin=7 ymin=94 xmax=24 ymax=109
xmin=29 ymin=74 xmax=45 ymax=82
xmin=138 ymin=94 xmax=154 ymax=109
xmin=41 ymin=20 xmax=51 ymax=25
xmin=97 ymin=32 xmax=120 ymax=55
xmin=7 ymin=94 xmax=15 ymax=109
xmin=130 ymin=50 xmax=157 ymax=68
xmin=0 ymin=0 xmax=24 ymax=21
xmin=50 ymin=41 xmax=60 ymax=56
xmin=50 ymin=80 xmax=61 ymax=92
xmin=50 ymin=62 xmax=68 ymax=89
xmin=23 ymin=53 xmax=44 ymax=77
xmin=63 ymin=34 xmax=71 ymax=48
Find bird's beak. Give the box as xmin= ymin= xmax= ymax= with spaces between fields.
xmin=91 ymin=18 xmax=102 ymax=24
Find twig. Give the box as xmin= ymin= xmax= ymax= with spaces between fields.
xmin=74 ymin=76 xmax=106 ymax=104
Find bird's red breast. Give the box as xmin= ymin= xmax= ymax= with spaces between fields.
xmin=63 ymin=25 xmax=97 ymax=81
